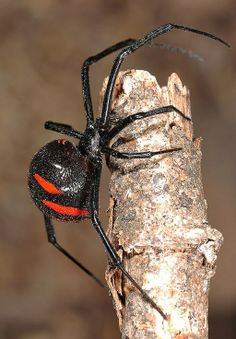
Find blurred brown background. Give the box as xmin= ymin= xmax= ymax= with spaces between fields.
xmin=0 ymin=1 xmax=235 ymax=338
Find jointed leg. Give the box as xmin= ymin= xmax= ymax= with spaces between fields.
xmin=106 ymin=105 xmax=190 ymax=141
xmin=104 ymin=147 xmax=181 ymax=159
xmin=81 ymin=39 xmax=136 ymax=124
xmin=44 ymin=215 xmax=104 ymax=287
xmin=89 ymin=166 xmax=167 ymax=319
xmin=101 ymin=23 xmax=229 ymax=126
xmin=44 ymin=121 xmax=83 ymax=139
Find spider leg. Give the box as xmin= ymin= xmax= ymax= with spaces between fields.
xmin=151 ymin=42 xmax=205 ymax=63
xmin=81 ymin=39 xmax=136 ymax=125
xmin=43 ymin=215 xmax=104 ymax=287
xmin=44 ymin=121 xmax=83 ymax=139
xmin=100 ymin=23 xmax=229 ymax=127
xmin=89 ymin=165 xmax=167 ymax=319
xmin=104 ymin=148 xmax=181 ymax=159
xmin=106 ymin=105 xmax=190 ymax=141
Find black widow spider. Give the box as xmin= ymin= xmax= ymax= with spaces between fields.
xmin=28 ymin=23 xmax=229 ymax=319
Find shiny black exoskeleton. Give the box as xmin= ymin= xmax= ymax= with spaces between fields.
xmin=29 ymin=139 xmax=93 ymax=221
xmin=28 ymin=23 xmax=229 ymax=319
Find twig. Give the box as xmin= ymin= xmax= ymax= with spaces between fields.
xmin=101 ymin=70 xmax=223 ymax=339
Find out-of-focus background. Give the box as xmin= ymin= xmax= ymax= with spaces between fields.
xmin=0 ymin=1 xmax=235 ymax=338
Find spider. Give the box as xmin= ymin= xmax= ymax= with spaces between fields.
xmin=28 ymin=23 xmax=229 ymax=319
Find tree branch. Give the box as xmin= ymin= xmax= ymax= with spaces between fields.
xmin=102 ymin=70 xmax=223 ymax=339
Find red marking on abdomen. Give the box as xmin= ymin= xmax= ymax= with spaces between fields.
xmin=34 ymin=173 xmax=64 ymax=195
xmin=42 ymin=200 xmax=89 ymax=217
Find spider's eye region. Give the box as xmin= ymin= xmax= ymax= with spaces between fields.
xmin=33 ymin=173 xmax=64 ymax=195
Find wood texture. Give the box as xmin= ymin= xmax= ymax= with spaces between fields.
xmin=102 ymin=70 xmax=223 ymax=339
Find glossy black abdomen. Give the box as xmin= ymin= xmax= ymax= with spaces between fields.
xmin=28 ymin=139 xmax=93 ymax=221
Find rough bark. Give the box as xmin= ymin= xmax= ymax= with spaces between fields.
xmin=101 ymin=70 xmax=223 ymax=339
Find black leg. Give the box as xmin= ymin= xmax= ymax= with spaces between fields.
xmin=81 ymin=39 xmax=136 ymax=125
xmin=104 ymin=147 xmax=181 ymax=159
xmin=89 ymin=166 xmax=167 ymax=319
xmin=100 ymin=23 xmax=229 ymax=127
xmin=44 ymin=121 xmax=83 ymax=139
xmin=106 ymin=105 xmax=190 ymax=141
xmin=44 ymin=215 xmax=104 ymax=287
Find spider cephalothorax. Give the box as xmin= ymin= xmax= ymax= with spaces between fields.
xmin=28 ymin=23 xmax=229 ymax=319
